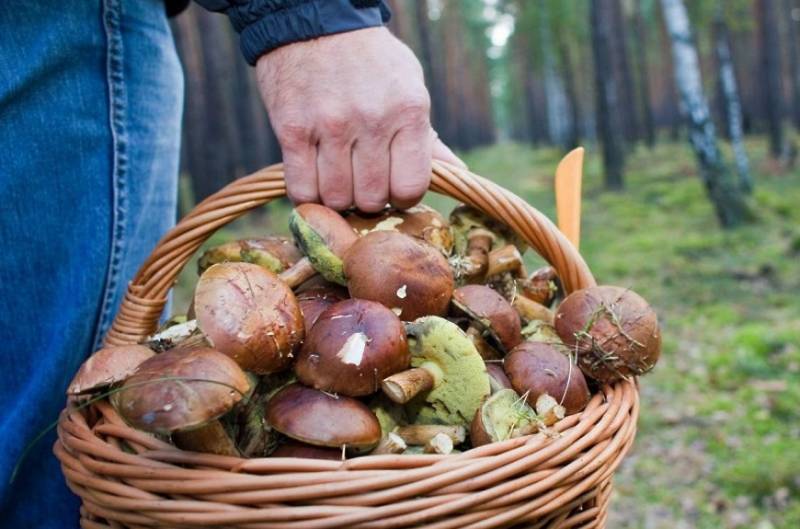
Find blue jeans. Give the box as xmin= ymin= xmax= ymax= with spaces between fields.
xmin=0 ymin=1 xmax=182 ymax=527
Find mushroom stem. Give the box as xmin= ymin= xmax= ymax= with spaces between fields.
xmin=512 ymin=295 xmax=555 ymax=324
xmin=371 ymin=432 xmax=407 ymax=455
xmin=278 ymin=256 xmax=317 ymax=288
xmin=424 ymin=433 xmax=454 ymax=454
xmin=394 ymin=425 xmax=467 ymax=445
xmin=486 ymin=244 xmax=526 ymax=279
xmin=381 ymin=367 xmax=436 ymax=404
xmin=462 ymin=228 xmax=495 ymax=279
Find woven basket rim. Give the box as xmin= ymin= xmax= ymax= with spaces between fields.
xmin=56 ymin=160 xmax=639 ymax=529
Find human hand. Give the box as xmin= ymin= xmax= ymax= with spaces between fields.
xmin=256 ymin=27 xmax=464 ymax=212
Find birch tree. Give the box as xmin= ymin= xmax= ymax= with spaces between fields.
xmin=660 ymin=0 xmax=751 ymax=227
xmin=713 ymin=6 xmax=753 ymax=192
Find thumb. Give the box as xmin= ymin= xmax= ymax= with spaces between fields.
xmin=431 ymin=131 xmax=467 ymax=170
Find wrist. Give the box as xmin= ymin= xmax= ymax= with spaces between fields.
xmin=239 ymin=0 xmax=390 ymax=66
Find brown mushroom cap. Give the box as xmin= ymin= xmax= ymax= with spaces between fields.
xmin=554 ymin=285 xmax=661 ymax=383
xmin=271 ymin=440 xmax=343 ymax=460
xmin=295 ymin=299 xmax=409 ymax=396
xmin=266 ymin=383 xmax=381 ymax=450
xmin=197 ymin=236 xmax=302 ymax=275
xmin=295 ymin=283 xmax=349 ymax=336
xmin=345 ymin=204 xmax=453 ymax=254
xmin=67 ymin=345 xmax=155 ymax=396
xmin=194 ymin=262 xmax=304 ymax=374
xmin=452 ymin=285 xmax=522 ymax=352
xmin=517 ymin=266 xmax=560 ymax=306
xmin=504 ymin=341 xmax=590 ymax=415
xmin=110 ymin=347 xmax=251 ymax=435
xmin=344 ymin=231 xmax=454 ymax=321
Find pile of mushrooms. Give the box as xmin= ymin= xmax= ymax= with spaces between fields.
xmin=69 ymin=201 xmax=661 ymax=459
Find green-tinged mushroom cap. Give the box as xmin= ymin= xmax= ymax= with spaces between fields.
xmin=289 ymin=205 xmax=357 ymax=285
xmin=469 ymin=389 xmax=537 ymax=446
xmin=449 ymin=204 xmax=527 ymax=255
xmin=404 ymin=316 xmax=490 ymax=427
xmin=197 ymin=237 xmax=302 ymax=276
xmin=369 ymin=394 xmax=408 ymax=435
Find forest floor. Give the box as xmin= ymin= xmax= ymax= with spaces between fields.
xmin=174 ymin=137 xmax=800 ymax=529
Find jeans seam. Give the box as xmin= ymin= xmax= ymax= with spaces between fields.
xmin=92 ymin=0 xmax=128 ymax=350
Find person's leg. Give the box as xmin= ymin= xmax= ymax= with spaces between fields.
xmin=0 ymin=1 xmax=182 ymax=527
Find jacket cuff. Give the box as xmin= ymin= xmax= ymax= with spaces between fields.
xmin=239 ymin=0 xmax=390 ymax=66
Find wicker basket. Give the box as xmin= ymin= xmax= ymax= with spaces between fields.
xmin=55 ymin=161 xmax=639 ymax=529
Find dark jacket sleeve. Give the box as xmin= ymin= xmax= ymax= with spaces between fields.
xmin=194 ymin=0 xmax=391 ymax=66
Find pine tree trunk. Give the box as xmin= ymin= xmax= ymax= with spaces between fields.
xmin=558 ymin=39 xmax=582 ymax=150
xmin=414 ymin=0 xmax=447 ymax=137
xmin=633 ymin=0 xmax=656 ymax=147
xmin=660 ymin=0 xmax=752 ymax=228
xmin=714 ymin=8 xmax=753 ymax=193
xmin=756 ymin=0 xmax=785 ymax=158
xmin=610 ymin=0 xmax=639 ymax=143
xmin=591 ymin=0 xmax=626 ymax=189
xmin=784 ymin=0 xmax=800 ymax=129
xmin=538 ymin=4 xmax=569 ymax=147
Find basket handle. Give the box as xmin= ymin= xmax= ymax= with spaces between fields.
xmin=105 ymin=161 xmax=596 ymax=346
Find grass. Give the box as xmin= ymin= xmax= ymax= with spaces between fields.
xmin=173 ymin=137 xmax=800 ymax=528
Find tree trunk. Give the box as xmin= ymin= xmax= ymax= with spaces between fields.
xmin=591 ymin=0 xmax=625 ymax=189
xmin=714 ymin=7 xmax=753 ymax=193
xmin=539 ymin=3 xmax=569 ymax=147
xmin=558 ymin=39 xmax=582 ymax=150
xmin=632 ymin=0 xmax=656 ymax=147
xmin=756 ymin=0 xmax=785 ymax=158
xmin=660 ymin=0 xmax=751 ymax=228
xmin=414 ymin=0 xmax=447 ymax=138
xmin=784 ymin=0 xmax=800 ymax=129
xmin=610 ymin=0 xmax=639 ymax=143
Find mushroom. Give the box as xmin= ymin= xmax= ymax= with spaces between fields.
xmin=485 ymin=363 xmax=513 ymax=393
xmin=110 ymin=347 xmax=251 ymax=435
xmin=197 ymin=236 xmax=302 ymax=275
xmin=294 ymin=299 xmax=409 ymax=397
xmin=194 ymin=262 xmax=304 ymax=374
xmin=281 ymin=203 xmax=359 ymax=287
xmin=67 ymin=345 xmax=155 ymax=396
xmin=172 ymin=421 xmax=240 ymax=456
xmin=144 ymin=318 xmax=208 ymax=353
xmin=265 ymin=383 xmax=381 ymax=451
xmin=451 ymin=284 xmax=522 ymax=353
xmin=381 ymin=316 xmax=490 ymax=427
xmin=465 ymin=326 xmax=503 ymax=360
xmin=449 ymin=204 xmax=527 ymax=282
xmin=343 ymin=231 xmax=454 ymax=321
xmin=516 ymin=266 xmax=560 ymax=307
xmin=504 ymin=341 xmax=590 ymax=415
xmin=485 ymin=244 xmax=527 ymax=279
xmin=424 ymin=433 xmax=454 ymax=455
xmin=345 ymin=204 xmax=454 ymax=255
xmin=512 ymin=295 xmax=555 ymax=325
xmin=225 ymin=372 xmax=292 ymax=458
xmin=294 ymin=283 xmax=348 ymax=336
xmin=470 ymin=388 xmax=537 ymax=447
xmin=520 ymin=320 xmax=561 ymax=343
xmin=371 ymin=432 xmax=408 ymax=455
xmin=554 ymin=285 xmax=661 ymax=383
xmin=271 ymin=440 xmax=343 ymax=460
xmin=369 ymin=393 xmax=408 ymax=435
xmin=394 ymin=425 xmax=466 ymax=445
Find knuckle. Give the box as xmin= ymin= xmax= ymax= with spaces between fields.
xmin=318 ymin=113 xmax=350 ymax=140
xmin=277 ymin=122 xmax=313 ymax=150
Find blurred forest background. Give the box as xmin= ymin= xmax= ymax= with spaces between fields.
xmin=170 ymin=1 xmax=800 ymax=528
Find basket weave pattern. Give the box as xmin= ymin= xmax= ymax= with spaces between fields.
xmin=56 ymin=162 xmax=639 ymax=528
